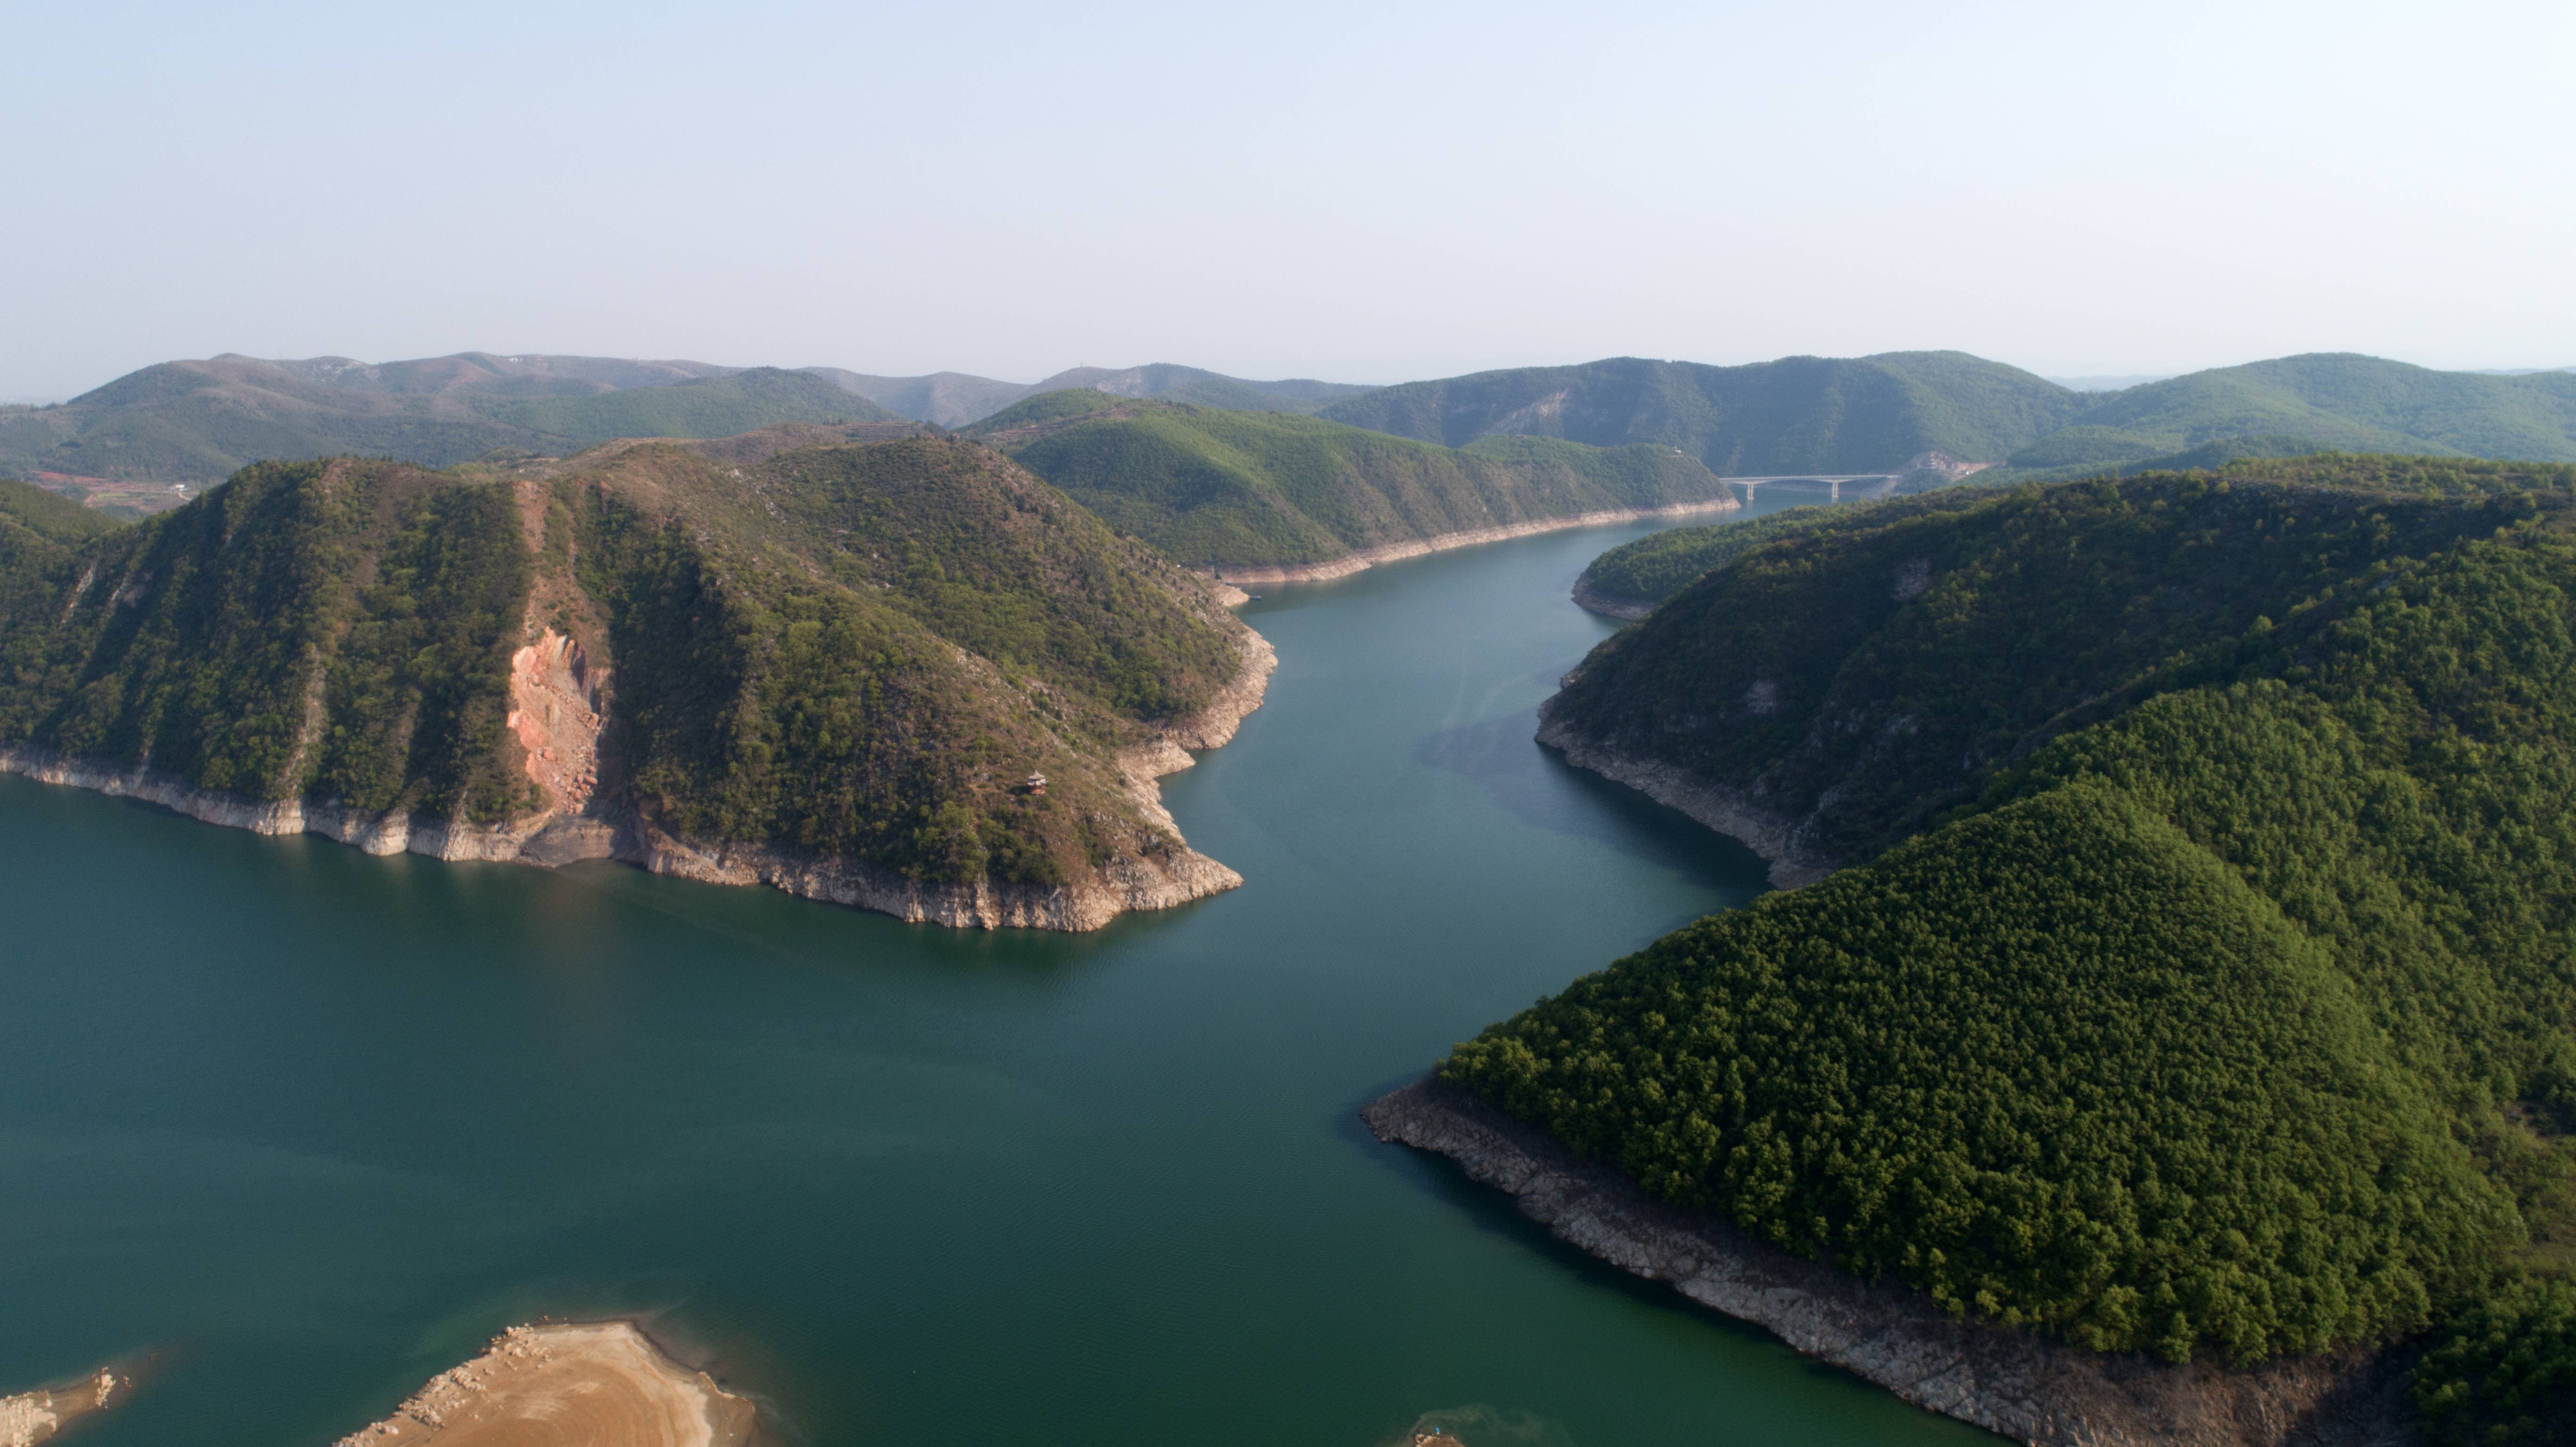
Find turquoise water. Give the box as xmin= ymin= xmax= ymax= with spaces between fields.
xmin=0 ymin=490 xmax=1995 ymax=1446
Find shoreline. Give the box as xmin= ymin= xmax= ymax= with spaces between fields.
xmin=1361 ymin=1074 xmax=2411 ymax=1447
xmin=331 ymin=1320 xmax=754 ymax=1447
xmin=1533 ymin=702 xmax=1831 ymax=888
xmin=1568 ymin=574 xmax=1656 ymax=620
xmin=1202 ymin=496 xmax=1741 ymax=586
xmin=0 ymin=1363 xmax=128 ymax=1447
xmin=0 ymin=608 xmax=1277 ymax=934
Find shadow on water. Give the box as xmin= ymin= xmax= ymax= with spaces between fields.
xmin=1412 ymin=708 xmax=1767 ymax=906
xmin=1354 ymin=1118 xmax=2010 ymax=1442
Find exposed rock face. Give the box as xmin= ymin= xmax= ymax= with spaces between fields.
xmin=1205 ymin=500 xmax=1741 ymax=586
xmin=1362 ymin=1075 xmax=2417 ymax=1447
xmin=0 ymin=618 xmax=1275 ymax=933
xmin=506 ymin=628 xmax=605 ymax=813
xmin=1534 ymin=698 xmax=1830 ymax=888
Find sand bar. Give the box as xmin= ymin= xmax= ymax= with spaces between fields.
xmin=0 ymin=1366 xmax=122 ymax=1447
xmin=335 ymin=1323 xmax=755 ymax=1447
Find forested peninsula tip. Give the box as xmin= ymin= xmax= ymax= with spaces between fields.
xmin=1419 ymin=455 xmax=2576 ymax=1446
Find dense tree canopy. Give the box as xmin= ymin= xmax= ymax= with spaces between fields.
xmin=1457 ymin=459 xmax=2576 ymax=1404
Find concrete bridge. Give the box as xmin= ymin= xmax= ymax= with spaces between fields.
xmin=1724 ymin=473 xmax=1902 ymax=502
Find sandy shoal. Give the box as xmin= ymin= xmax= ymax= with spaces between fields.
xmin=336 ymin=1323 xmax=755 ymax=1447
xmin=0 ymin=1365 xmax=123 ymax=1447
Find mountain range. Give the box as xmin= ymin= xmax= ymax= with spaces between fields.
xmin=12 ymin=348 xmax=2576 ymax=495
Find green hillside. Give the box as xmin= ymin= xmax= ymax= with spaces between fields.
xmin=1452 ymin=459 xmax=2576 ymax=1431
xmin=0 ymin=436 xmax=1255 ymax=914
xmin=1577 ymin=504 xmax=1849 ymax=610
xmin=2005 ymin=355 xmax=2576 ymax=471
xmin=1317 ymin=352 xmax=2087 ymax=474
xmin=486 ymin=368 xmax=897 ymax=447
xmin=810 ymin=362 xmax=1374 ymax=426
xmin=967 ymin=394 xmax=1732 ymax=569
xmin=1030 ymin=363 xmax=1373 ymax=413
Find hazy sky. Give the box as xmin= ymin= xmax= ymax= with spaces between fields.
xmin=12 ymin=0 xmax=2573 ymax=398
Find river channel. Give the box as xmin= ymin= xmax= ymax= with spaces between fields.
xmin=0 ymin=489 xmax=1996 ymax=1446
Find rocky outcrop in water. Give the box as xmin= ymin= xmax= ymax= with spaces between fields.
xmin=1362 ymin=1075 xmax=2416 ymax=1447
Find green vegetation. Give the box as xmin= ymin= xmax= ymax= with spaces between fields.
xmin=1318 ymin=352 xmax=2089 ymax=473
xmin=25 ymin=348 xmax=2576 ymax=490
xmin=2417 ymin=1274 xmax=2576 ymax=1446
xmin=0 ymin=435 xmax=1249 ymax=895
xmin=1452 ymin=780 xmax=2512 ymax=1360
xmin=970 ymin=395 xmax=1730 ymax=568
xmin=2062 ymin=355 xmax=2576 ymax=464
xmin=1453 ymin=457 xmax=2576 ymax=1410
xmin=607 ymin=435 xmax=1245 ymax=880
xmin=0 ymin=355 xmax=905 ymax=484
xmin=568 ymin=435 xmax=1243 ymax=885
xmin=0 ymin=461 xmax=535 ymax=814
xmin=308 ymin=483 xmax=535 ymax=822
xmin=1551 ymin=458 xmax=2569 ymax=863
xmin=1578 ymin=505 xmax=1843 ymax=608
xmin=486 ymin=368 xmax=896 ymax=448
xmin=1320 ymin=352 xmax=2576 ymax=482
xmin=0 ymin=477 xmax=118 ymax=546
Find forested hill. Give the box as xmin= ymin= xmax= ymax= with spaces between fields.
xmin=0 ymin=354 xmax=908 ymax=484
xmin=1315 ymin=352 xmax=2086 ymax=473
xmin=1314 ymin=352 xmax=2576 ymax=482
xmin=0 ymin=433 xmax=1261 ymax=927
xmin=0 ymin=353 xmax=1378 ymax=482
xmin=1453 ymin=456 xmax=2576 ymax=1441
xmin=1997 ymin=354 xmax=2576 ymax=474
xmin=963 ymin=392 xmax=1733 ymax=571
xmin=21 ymin=347 xmax=2569 ymax=494
xmin=809 ymin=362 xmax=1374 ymax=427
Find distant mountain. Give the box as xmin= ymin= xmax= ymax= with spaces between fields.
xmin=2046 ymin=373 xmax=2174 ymax=392
xmin=0 ymin=353 xmax=899 ymax=483
xmin=965 ymin=392 xmax=1733 ymax=573
xmin=26 ymin=348 xmax=2576 ymax=495
xmin=811 ymin=362 xmax=1376 ymax=427
xmin=2012 ymin=354 xmax=2576 ymax=469
xmin=805 ymin=369 xmax=1032 ymax=428
xmin=0 ymin=353 xmax=1385 ymax=481
xmin=1025 ymin=364 xmax=1372 ymax=413
xmin=1316 ymin=351 xmax=2576 ymax=481
xmin=1315 ymin=353 xmax=2089 ymax=475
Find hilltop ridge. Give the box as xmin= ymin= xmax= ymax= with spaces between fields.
xmin=19 ymin=347 xmax=2575 ymax=513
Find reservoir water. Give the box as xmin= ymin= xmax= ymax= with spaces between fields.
xmin=0 ymin=491 xmax=1995 ymax=1447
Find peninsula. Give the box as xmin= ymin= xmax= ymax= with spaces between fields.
xmin=0 ymin=432 xmax=1271 ymax=931
xmin=331 ymin=1323 xmax=754 ymax=1447
xmin=1385 ymin=455 xmax=2576 ymax=1445
xmin=0 ymin=1365 xmax=124 ymax=1447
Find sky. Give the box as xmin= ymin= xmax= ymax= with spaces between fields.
xmin=10 ymin=0 xmax=2574 ymax=399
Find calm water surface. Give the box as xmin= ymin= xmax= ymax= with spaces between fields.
xmin=1 ymin=489 xmax=1995 ymax=1447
